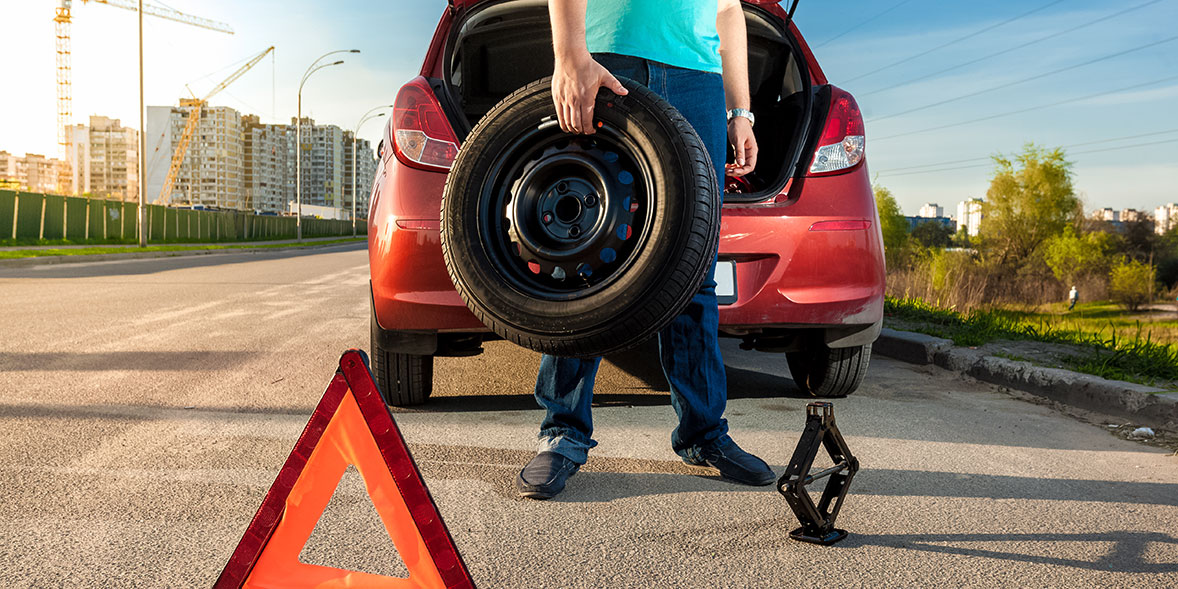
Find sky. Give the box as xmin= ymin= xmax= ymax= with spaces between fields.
xmin=1 ymin=0 xmax=1175 ymax=215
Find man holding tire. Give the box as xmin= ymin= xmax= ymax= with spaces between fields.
xmin=517 ymin=0 xmax=772 ymax=499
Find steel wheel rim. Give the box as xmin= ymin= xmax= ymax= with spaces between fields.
xmin=475 ymin=121 xmax=655 ymax=301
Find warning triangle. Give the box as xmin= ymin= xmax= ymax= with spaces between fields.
xmin=215 ymin=349 xmax=474 ymax=589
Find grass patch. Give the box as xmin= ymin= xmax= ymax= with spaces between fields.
xmin=886 ymin=296 xmax=1178 ymax=385
xmin=992 ymin=351 xmax=1032 ymax=363
xmin=0 ymin=237 xmax=138 ymax=247
xmin=0 ymin=238 xmax=365 ymax=260
xmin=1001 ymin=302 xmax=1178 ymax=344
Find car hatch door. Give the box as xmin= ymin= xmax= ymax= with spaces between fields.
xmin=745 ymin=0 xmax=800 ymax=22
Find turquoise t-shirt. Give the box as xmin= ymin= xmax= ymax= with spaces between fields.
xmin=585 ymin=0 xmax=722 ymax=74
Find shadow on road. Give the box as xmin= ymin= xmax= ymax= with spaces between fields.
xmin=410 ymin=442 xmax=1178 ymax=507
xmin=0 ymin=351 xmax=259 ymax=371
xmin=842 ymin=531 xmax=1178 ymax=574
xmin=412 ymin=337 xmax=808 ymax=413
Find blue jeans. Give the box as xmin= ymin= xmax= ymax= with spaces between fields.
xmin=535 ymin=53 xmax=729 ymax=465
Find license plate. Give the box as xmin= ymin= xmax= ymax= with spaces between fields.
xmin=715 ymin=260 xmax=737 ymax=305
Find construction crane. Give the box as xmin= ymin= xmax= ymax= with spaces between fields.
xmin=155 ymin=46 xmax=274 ymax=206
xmin=54 ymin=0 xmax=233 ymax=195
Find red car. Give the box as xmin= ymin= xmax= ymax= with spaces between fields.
xmin=369 ymin=0 xmax=885 ymax=405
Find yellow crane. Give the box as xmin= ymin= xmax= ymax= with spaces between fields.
xmin=156 ymin=46 xmax=275 ymax=206
xmin=54 ymin=0 xmax=233 ymax=195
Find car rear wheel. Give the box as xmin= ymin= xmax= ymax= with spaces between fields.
xmin=787 ymin=344 xmax=871 ymax=398
xmin=441 ymin=76 xmax=720 ymax=358
xmin=371 ymin=336 xmax=433 ymax=407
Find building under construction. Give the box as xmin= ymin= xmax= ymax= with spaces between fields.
xmin=145 ymin=108 xmax=377 ymax=215
xmin=146 ymin=102 xmax=245 ymax=210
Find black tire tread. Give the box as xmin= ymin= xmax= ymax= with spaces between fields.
xmin=787 ymin=344 xmax=872 ymax=398
xmin=371 ymin=343 xmax=433 ymax=406
xmin=440 ymin=76 xmax=720 ymax=358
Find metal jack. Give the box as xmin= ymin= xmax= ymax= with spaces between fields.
xmin=778 ymin=402 xmax=859 ymax=545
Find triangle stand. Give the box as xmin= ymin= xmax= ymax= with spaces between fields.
xmin=214 ymin=349 xmax=475 ymax=588
xmin=777 ymin=402 xmax=859 ymax=546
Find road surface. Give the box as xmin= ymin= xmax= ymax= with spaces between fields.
xmin=1 ymin=245 xmax=1175 ymax=587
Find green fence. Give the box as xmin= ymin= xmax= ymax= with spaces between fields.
xmin=0 ymin=190 xmax=366 ymax=245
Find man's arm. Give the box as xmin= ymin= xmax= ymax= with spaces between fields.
xmin=549 ymin=0 xmax=628 ymax=135
xmin=717 ymin=0 xmax=757 ymax=176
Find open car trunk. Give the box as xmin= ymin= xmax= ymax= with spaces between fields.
xmin=442 ymin=0 xmax=814 ymax=202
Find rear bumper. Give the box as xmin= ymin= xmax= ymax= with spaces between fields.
xmin=370 ymin=160 xmax=885 ymax=346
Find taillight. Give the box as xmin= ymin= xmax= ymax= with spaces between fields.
xmin=392 ymin=76 xmax=459 ymax=171
xmin=808 ymin=87 xmax=865 ymax=176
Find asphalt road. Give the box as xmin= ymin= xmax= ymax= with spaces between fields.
xmin=1 ymin=245 xmax=1176 ymax=588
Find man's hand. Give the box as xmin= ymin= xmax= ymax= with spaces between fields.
xmin=726 ymin=117 xmax=758 ymax=177
xmin=552 ymin=54 xmax=628 ymax=134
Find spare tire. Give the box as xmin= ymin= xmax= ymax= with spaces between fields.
xmin=441 ymin=76 xmax=720 ymax=358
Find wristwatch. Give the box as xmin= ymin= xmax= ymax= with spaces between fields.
xmin=727 ymin=108 xmax=755 ymax=127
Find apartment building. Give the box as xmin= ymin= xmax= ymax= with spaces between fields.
xmin=243 ymin=115 xmax=294 ymax=214
xmin=918 ymin=203 xmax=943 ymax=218
xmin=142 ymin=106 xmax=378 ymax=215
xmin=1121 ymin=209 xmax=1144 ymax=223
xmin=1094 ymin=207 xmax=1119 ymax=222
xmin=146 ymin=101 xmax=245 ymax=209
xmin=66 ymin=115 xmax=139 ymax=200
xmin=341 ymin=131 xmax=377 ymax=219
xmin=1156 ymin=203 xmax=1178 ymax=235
xmin=294 ymin=117 xmax=344 ymax=209
xmin=0 ymin=151 xmax=65 ymax=193
xmin=956 ymin=198 xmax=984 ymax=236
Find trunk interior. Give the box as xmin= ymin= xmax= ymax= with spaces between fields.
xmin=443 ymin=0 xmax=813 ymax=201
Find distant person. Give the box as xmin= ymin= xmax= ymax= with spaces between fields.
xmin=1068 ymin=285 xmax=1078 ymax=311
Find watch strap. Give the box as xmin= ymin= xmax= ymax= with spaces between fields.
xmin=727 ymin=108 xmax=755 ymax=127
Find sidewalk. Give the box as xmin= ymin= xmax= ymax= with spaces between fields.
xmin=0 ymin=235 xmax=361 ymax=251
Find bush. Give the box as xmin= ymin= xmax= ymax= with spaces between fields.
xmin=887 ymin=248 xmax=1067 ymax=312
xmin=1109 ymin=259 xmax=1155 ymax=311
xmin=874 ymin=185 xmax=909 ymax=269
xmin=1042 ymin=226 xmax=1115 ymax=288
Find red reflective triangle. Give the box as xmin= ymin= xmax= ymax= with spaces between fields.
xmin=214 ymin=349 xmax=474 ymax=589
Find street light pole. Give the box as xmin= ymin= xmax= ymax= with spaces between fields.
xmin=352 ymin=105 xmax=391 ymax=237
xmin=137 ymin=0 xmax=146 ymax=247
xmin=296 ymin=49 xmax=358 ymax=241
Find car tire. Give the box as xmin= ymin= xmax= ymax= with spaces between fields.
xmin=441 ymin=76 xmax=720 ymax=358
xmin=371 ymin=336 xmax=433 ymax=407
xmin=786 ymin=344 xmax=872 ymax=398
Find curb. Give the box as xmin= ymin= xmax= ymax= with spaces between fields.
xmin=874 ymin=327 xmax=1178 ymax=430
xmin=0 ymin=240 xmax=366 ymax=268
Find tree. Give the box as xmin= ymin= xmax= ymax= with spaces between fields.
xmin=874 ymin=185 xmax=909 ymax=269
xmin=1042 ymin=226 xmax=1116 ymax=286
xmin=1109 ymin=259 xmax=1155 ymax=311
xmin=1119 ymin=217 xmax=1159 ymax=262
xmin=979 ymin=144 xmax=1078 ymax=263
xmin=1156 ymin=227 xmax=1178 ymax=289
xmin=910 ymin=221 xmax=953 ymax=249
xmin=951 ymin=226 xmax=971 ymax=248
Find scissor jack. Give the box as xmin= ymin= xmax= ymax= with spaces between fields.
xmin=778 ymin=402 xmax=859 ymax=545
